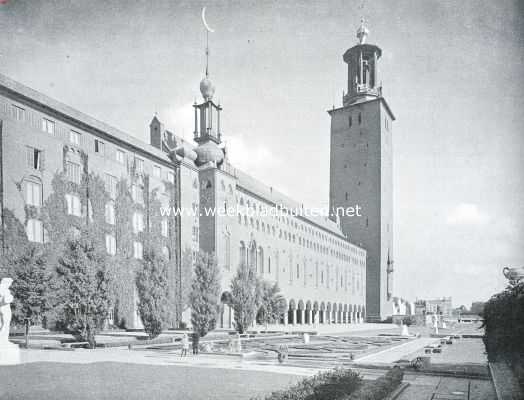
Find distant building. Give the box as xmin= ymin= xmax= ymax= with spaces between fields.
xmin=425 ymin=297 xmax=453 ymax=317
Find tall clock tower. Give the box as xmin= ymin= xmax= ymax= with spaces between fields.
xmin=329 ymin=20 xmax=395 ymax=321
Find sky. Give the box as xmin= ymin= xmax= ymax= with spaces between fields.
xmin=1 ymin=0 xmax=523 ymax=308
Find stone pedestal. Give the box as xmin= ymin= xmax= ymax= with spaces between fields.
xmin=401 ymin=324 xmax=410 ymax=337
xmin=0 ymin=341 xmax=20 ymax=365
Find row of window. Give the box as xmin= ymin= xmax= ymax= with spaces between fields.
xmin=236 ymin=194 xmax=363 ymax=257
xmin=237 ymin=241 xmax=364 ymax=294
xmin=13 ymin=104 xmax=175 ymax=182
xmin=237 ymin=213 xmax=360 ymax=263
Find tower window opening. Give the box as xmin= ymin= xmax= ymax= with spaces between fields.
xmin=345 ymin=192 xmax=349 ymax=201
xmin=358 ymin=113 xmax=362 ymax=125
xmin=349 ymin=116 xmax=352 ymax=127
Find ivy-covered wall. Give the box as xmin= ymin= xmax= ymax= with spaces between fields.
xmin=1 ymin=143 xmax=186 ymax=330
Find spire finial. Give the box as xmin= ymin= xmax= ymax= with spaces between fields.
xmin=200 ymin=7 xmax=216 ymax=100
xmin=357 ymin=17 xmax=369 ymax=44
xmin=205 ymin=30 xmax=210 ymax=78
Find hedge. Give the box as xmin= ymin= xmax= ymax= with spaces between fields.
xmin=253 ymin=367 xmax=404 ymax=400
xmin=482 ymin=281 xmax=524 ymax=390
xmin=253 ymin=368 xmax=362 ymax=400
xmin=346 ymin=367 xmax=404 ymax=399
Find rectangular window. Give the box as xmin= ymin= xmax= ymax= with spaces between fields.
xmin=42 ymin=118 xmax=55 ymax=135
xmin=25 ymin=181 xmax=42 ymax=207
xmin=166 ymin=171 xmax=175 ymax=183
xmin=65 ymin=194 xmax=81 ymax=217
xmin=12 ymin=104 xmax=25 ymax=121
xmin=133 ymin=241 xmax=143 ymax=259
xmin=26 ymin=147 xmax=42 ymax=170
xmin=105 ymin=234 xmax=116 ymax=256
xmin=26 ymin=219 xmax=43 ymax=243
xmin=135 ymin=158 xmax=144 ymax=173
xmin=95 ymin=139 xmax=105 ymax=155
xmin=131 ymin=184 xmax=143 ymax=204
xmin=66 ymin=161 xmax=81 ymax=184
xmin=133 ymin=212 xmax=144 ymax=234
xmin=105 ymin=202 xmax=115 ymax=225
xmin=153 ymin=165 xmax=161 ymax=179
xmin=116 ymin=149 xmax=125 ymax=164
xmin=105 ymin=174 xmax=118 ymax=199
xmin=70 ymin=130 xmax=81 ymax=146
xmin=161 ymin=219 xmax=168 ymax=237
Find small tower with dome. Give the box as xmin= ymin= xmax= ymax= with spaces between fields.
xmin=193 ymin=36 xmax=224 ymax=167
xmin=342 ymin=18 xmax=383 ymax=106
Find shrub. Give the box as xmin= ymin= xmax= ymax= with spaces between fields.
xmin=347 ymin=367 xmax=404 ymax=400
xmin=482 ymin=281 xmax=524 ymax=390
xmin=253 ymin=368 xmax=362 ymax=400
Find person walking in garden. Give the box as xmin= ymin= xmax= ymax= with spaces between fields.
xmin=192 ymin=332 xmax=199 ymax=355
xmin=180 ymin=333 xmax=189 ymax=357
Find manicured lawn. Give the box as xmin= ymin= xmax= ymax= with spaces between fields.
xmin=0 ymin=362 xmax=302 ymax=400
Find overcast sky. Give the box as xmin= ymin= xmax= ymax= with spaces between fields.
xmin=1 ymin=0 xmax=523 ymax=308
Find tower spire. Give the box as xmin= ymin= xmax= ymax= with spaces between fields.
xmin=205 ymin=29 xmax=209 ymax=77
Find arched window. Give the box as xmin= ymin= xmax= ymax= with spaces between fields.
xmin=249 ymin=242 xmax=257 ymax=271
xmin=257 ymin=247 xmax=264 ymax=274
xmin=296 ymin=264 xmax=300 ymax=279
xmin=24 ymin=178 xmax=42 ymax=207
xmin=162 ymin=246 xmax=170 ymax=259
xmin=268 ymin=256 xmax=271 ymax=274
xmin=303 ymin=261 xmax=307 ymax=286
xmin=223 ymin=232 xmax=231 ymax=270
xmin=239 ymin=241 xmax=246 ymax=265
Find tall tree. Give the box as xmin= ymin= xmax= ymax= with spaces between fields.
xmin=230 ymin=261 xmax=258 ymax=334
xmin=6 ymin=243 xmax=53 ymax=347
xmin=55 ymin=228 xmax=111 ymax=348
xmin=136 ymin=246 xmax=170 ymax=339
xmin=189 ymin=251 xmax=221 ymax=338
xmin=256 ymin=281 xmax=287 ymax=328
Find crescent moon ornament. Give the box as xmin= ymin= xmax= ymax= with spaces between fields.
xmin=202 ymin=7 xmax=215 ymax=33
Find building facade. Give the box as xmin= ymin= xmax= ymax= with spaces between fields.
xmin=328 ymin=21 xmax=395 ymax=321
xmin=0 ymin=24 xmax=370 ymax=329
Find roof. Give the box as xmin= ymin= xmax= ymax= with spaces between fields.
xmin=221 ymin=161 xmax=357 ymax=243
xmin=0 ymin=73 xmax=173 ymax=166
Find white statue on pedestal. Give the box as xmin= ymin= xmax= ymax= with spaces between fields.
xmin=0 ymin=277 xmax=20 ymax=365
xmin=400 ymin=322 xmax=409 ymax=337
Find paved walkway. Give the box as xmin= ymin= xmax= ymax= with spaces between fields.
xmin=399 ymin=376 xmax=496 ymax=400
xmin=353 ymin=337 xmax=439 ymax=364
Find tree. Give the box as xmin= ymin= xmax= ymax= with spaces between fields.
xmin=55 ymin=229 xmax=111 ymax=347
xmin=136 ymin=246 xmax=170 ymax=339
xmin=256 ymin=281 xmax=287 ymax=328
xmin=7 ymin=244 xmax=53 ymax=347
xmin=189 ymin=251 xmax=221 ymax=338
xmin=230 ymin=261 xmax=258 ymax=333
